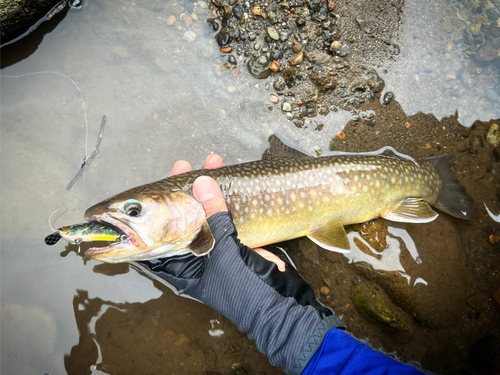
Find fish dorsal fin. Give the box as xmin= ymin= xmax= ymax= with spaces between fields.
xmin=307 ymin=221 xmax=351 ymax=253
xmin=263 ymin=134 xmax=310 ymax=159
xmin=188 ymin=220 xmax=215 ymax=256
xmin=381 ymin=198 xmax=439 ymax=223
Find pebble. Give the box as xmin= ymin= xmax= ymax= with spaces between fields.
xmin=382 ymin=92 xmax=393 ymax=105
xmin=269 ymin=60 xmax=280 ymax=72
xmin=267 ymin=26 xmax=280 ymax=41
xmin=227 ymin=86 xmax=237 ymax=93
xmin=486 ymin=88 xmax=498 ymax=102
xmin=444 ymin=53 xmax=452 ymax=60
xmin=292 ymin=40 xmax=302 ymax=53
xmin=233 ymin=5 xmax=243 ymax=18
xmin=221 ymin=46 xmax=232 ymax=53
xmin=273 ymin=77 xmax=286 ymax=91
xmin=180 ymin=14 xmax=193 ymax=27
xmin=330 ymin=41 xmax=342 ymax=53
xmin=320 ymin=286 xmax=330 ymax=295
xmin=216 ymin=31 xmax=231 ymax=47
xmin=466 ymin=293 xmax=489 ymax=310
xmin=167 ymin=16 xmax=176 ymax=25
xmin=183 ymin=31 xmax=196 ymax=43
xmin=289 ymin=51 xmax=304 ymax=65
xmin=247 ymin=55 xmax=271 ymax=79
xmin=486 ymin=123 xmax=500 ymax=147
xmin=270 ymin=94 xmax=279 ymax=103
xmin=282 ymin=102 xmax=292 ymax=112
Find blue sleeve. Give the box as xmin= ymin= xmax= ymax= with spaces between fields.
xmin=302 ymin=329 xmax=425 ymax=375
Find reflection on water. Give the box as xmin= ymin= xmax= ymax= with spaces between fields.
xmin=344 ymin=224 xmax=427 ymax=287
xmin=384 ymin=0 xmax=500 ymax=127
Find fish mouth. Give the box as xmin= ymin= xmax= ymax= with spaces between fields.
xmin=85 ymin=214 xmax=146 ymax=258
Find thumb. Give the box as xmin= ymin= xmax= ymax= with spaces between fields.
xmin=193 ymin=176 xmax=228 ymax=217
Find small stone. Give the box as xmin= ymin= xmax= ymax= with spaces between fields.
xmin=270 ymin=94 xmax=279 ymax=103
xmin=444 ymin=53 xmax=452 ymax=60
xmin=467 ymin=293 xmax=489 ymax=310
xmin=292 ymin=40 xmax=302 ymax=53
xmin=289 ymin=51 xmax=303 ymax=65
xmin=247 ymin=55 xmax=271 ymax=79
xmin=310 ymin=71 xmax=335 ymax=91
xmin=282 ymin=102 xmax=292 ymax=112
xmin=320 ymin=286 xmax=330 ymax=295
xmin=330 ymin=41 xmax=342 ymax=53
xmin=382 ymin=92 xmax=393 ymax=105
xmin=269 ymin=60 xmax=279 ymax=72
xmin=486 ymin=123 xmax=500 ymax=147
xmin=191 ymin=13 xmax=198 ymax=20
xmin=273 ymin=77 xmax=286 ymax=91
xmin=267 ymin=26 xmax=280 ymax=41
xmin=223 ymin=4 xmax=232 ymax=18
xmin=227 ymin=86 xmax=237 ymax=93
xmin=486 ymin=89 xmax=498 ymax=102
xmin=233 ymin=5 xmax=244 ymax=18
xmin=221 ymin=46 xmax=232 ymax=53
xmin=183 ymin=31 xmax=196 ymax=43
xmin=167 ymin=16 xmax=176 ymax=25
xmin=252 ymin=5 xmax=261 ymax=15
xmin=180 ymin=14 xmax=192 ymax=27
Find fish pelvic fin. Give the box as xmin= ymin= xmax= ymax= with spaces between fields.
xmin=426 ymin=154 xmax=479 ymax=220
xmin=307 ymin=221 xmax=351 ymax=253
xmin=382 ymin=198 xmax=439 ymax=223
xmin=188 ymin=220 xmax=215 ymax=256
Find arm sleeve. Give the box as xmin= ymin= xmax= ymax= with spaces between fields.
xmin=303 ymin=329 xmax=426 ymax=375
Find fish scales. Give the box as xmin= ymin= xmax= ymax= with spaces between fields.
xmin=80 ymin=152 xmax=476 ymax=262
xmin=165 ymin=155 xmax=442 ymax=249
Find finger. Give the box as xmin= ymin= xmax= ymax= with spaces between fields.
xmin=193 ymin=176 xmax=227 ymax=217
xmin=204 ymin=154 xmax=223 ymax=169
xmin=169 ymin=160 xmax=192 ymax=176
xmin=254 ymin=248 xmax=286 ymax=271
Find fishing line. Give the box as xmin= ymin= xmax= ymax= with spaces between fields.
xmin=48 ymin=207 xmax=68 ymax=232
xmin=1 ymin=71 xmax=89 ymax=162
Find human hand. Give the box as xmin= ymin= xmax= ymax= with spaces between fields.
xmin=137 ymin=154 xmax=344 ymax=374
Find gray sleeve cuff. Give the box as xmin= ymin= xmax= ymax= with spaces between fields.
xmin=289 ymin=314 xmax=346 ymax=375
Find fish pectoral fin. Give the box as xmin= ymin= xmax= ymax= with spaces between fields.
xmin=381 ymin=198 xmax=438 ymax=223
xmin=307 ymin=221 xmax=351 ymax=253
xmin=188 ymin=220 xmax=215 ymax=256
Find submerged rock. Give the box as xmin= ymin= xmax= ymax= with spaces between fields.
xmin=247 ymin=55 xmax=271 ymax=79
xmin=352 ymin=284 xmax=414 ymax=342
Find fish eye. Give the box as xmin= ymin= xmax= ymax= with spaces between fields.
xmin=123 ymin=200 xmax=143 ymax=217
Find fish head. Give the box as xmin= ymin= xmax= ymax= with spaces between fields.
xmin=84 ymin=186 xmax=213 ymax=262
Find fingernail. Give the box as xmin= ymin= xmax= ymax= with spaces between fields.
xmin=196 ymin=176 xmax=216 ymax=202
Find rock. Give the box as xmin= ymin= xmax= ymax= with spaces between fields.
xmin=486 ymin=88 xmax=498 ymax=102
xmin=486 ymin=123 xmax=500 ymax=147
xmin=216 ymin=30 xmax=231 ymax=47
xmin=352 ymin=284 xmax=414 ymax=342
xmin=232 ymin=5 xmax=243 ymax=18
xmin=251 ymin=5 xmax=261 ymax=16
xmin=467 ymin=293 xmax=489 ymax=310
xmin=223 ymin=4 xmax=232 ymax=18
xmin=273 ymin=77 xmax=286 ymax=91
xmin=267 ymin=10 xmax=278 ymax=24
xmin=486 ymin=8 xmax=500 ymax=21
xmin=266 ymin=26 xmax=280 ymax=41
xmin=180 ymin=14 xmax=192 ymax=27
xmin=167 ymin=15 xmax=176 ymax=25
xmin=0 ymin=0 xmax=62 ymax=44
xmin=310 ymin=71 xmax=336 ymax=91
xmin=306 ymin=49 xmax=332 ymax=66
xmin=270 ymin=94 xmax=279 ymax=104
xmin=320 ymin=286 xmax=330 ymax=295
xmin=183 ymin=31 xmax=196 ymax=43
xmin=221 ymin=46 xmax=232 ymax=53
xmin=292 ymin=40 xmax=302 ymax=53
xmin=289 ymin=51 xmax=304 ymax=65
xmin=269 ymin=60 xmax=280 ymax=72
xmin=477 ymin=42 xmax=500 ymax=62
xmin=444 ymin=53 xmax=452 ymax=60
xmin=463 ymin=28 xmax=474 ymax=45
xmin=247 ymin=55 xmax=271 ymax=79
xmin=282 ymin=102 xmax=292 ymax=112
xmin=330 ymin=41 xmax=342 ymax=53
xmin=382 ymin=92 xmax=394 ymax=105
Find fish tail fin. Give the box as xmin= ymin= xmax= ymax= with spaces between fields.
xmin=426 ymin=154 xmax=479 ymax=220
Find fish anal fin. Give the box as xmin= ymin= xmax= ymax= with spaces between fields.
xmin=382 ymin=198 xmax=438 ymax=223
xmin=188 ymin=220 xmax=215 ymax=256
xmin=307 ymin=221 xmax=351 ymax=253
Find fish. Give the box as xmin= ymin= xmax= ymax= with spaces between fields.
xmin=45 ymin=222 xmax=126 ymax=246
xmin=76 ymin=146 xmax=478 ymax=263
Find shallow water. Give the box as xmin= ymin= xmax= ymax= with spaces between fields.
xmin=1 ymin=0 xmax=498 ymax=374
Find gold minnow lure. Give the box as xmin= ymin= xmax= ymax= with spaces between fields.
xmin=45 ymin=222 xmax=127 ymax=246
